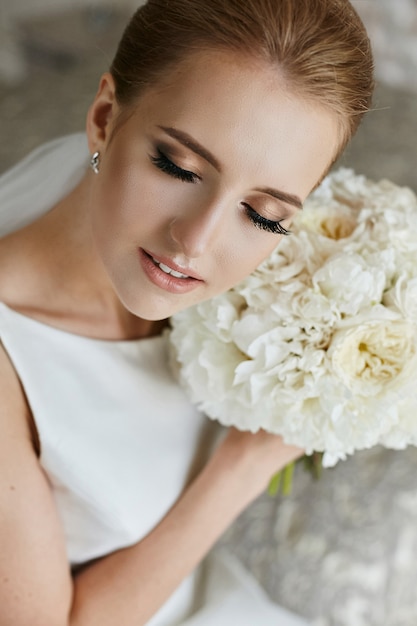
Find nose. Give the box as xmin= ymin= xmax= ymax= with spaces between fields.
xmin=169 ymin=196 xmax=228 ymax=258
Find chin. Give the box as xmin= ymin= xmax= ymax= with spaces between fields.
xmin=120 ymin=292 xmax=186 ymax=323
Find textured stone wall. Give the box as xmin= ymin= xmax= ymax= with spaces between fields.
xmin=1 ymin=0 xmax=416 ymax=90
xmin=355 ymin=0 xmax=417 ymax=92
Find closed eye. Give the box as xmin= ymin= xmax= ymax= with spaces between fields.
xmin=150 ymin=149 xmax=200 ymax=184
xmin=243 ymin=204 xmax=291 ymax=236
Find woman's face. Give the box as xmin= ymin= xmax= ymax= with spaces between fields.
xmin=88 ymin=50 xmax=340 ymax=320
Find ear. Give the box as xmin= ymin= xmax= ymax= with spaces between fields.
xmin=86 ymin=73 xmax=120 ymax=154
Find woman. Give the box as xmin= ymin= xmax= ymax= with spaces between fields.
xmin=0 ymin=0 xmax=373 ymax=624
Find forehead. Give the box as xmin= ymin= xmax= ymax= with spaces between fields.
xmin=124 ymin=50 xmax=341 ymax=198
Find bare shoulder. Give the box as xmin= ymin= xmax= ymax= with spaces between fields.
xmin=0 ymin=343 xmax=72 ymax=626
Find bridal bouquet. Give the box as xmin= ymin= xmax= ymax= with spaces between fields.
xmin=169 ymin=169 xmax=417 ymax=469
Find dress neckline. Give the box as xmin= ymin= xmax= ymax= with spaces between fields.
xmin=0 ymin=301 xmax=166 ymax=347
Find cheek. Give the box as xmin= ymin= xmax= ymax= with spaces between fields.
xmin=93 ymin=167 xmax=160 ymax=238
xmin=217 ymin=234 xmax=282 ymax=290
xmin=104 ymin=147 xmax=202 ymax=227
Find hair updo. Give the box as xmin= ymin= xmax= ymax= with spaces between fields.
xmin=110 ymin=0 xmax=374 ymax=157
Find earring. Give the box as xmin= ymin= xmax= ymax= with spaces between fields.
xmin=90 ymin=151 xmax=100 ymax=174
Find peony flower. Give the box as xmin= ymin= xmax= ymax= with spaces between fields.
xmin=312 ymin=253 xmax=386 ymax=316
xmin=328 ymin=320 xmax=417 ymax=396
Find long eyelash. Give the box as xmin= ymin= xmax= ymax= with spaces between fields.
xmin=151 ymin=149 xmax=199 ymax=184
xmin=244 ymin=205 xmax=291 ymax=236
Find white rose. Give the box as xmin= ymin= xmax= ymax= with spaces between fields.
xmin=384 ymin=275 xmax=417 ymax=322
xmin=293 ymin=287 xmax=337 ymax=324
xmin=255 ymin=233 xmax=311 ymax=282
xmin=313 ymin=253 xmax=386 ymax=316
xmin=328 ymin=320 xmax=417 ymax=397
xmin=297 ymin=202 xmax=359 ymax=241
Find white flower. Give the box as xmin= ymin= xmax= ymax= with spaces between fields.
xmin=298 ymin=203 xmax=358 ymax=240
xmin=313 ymin=253 xmax=386 ymax=316
xmin=384 ymin=275 xmax=417 ymax=321
xmin=169 ymin=169 xmax=417 ymax=466
xmin=328 ymin=320 xmax=417 ymax=396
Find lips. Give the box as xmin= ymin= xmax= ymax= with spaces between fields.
xmin=143 ymin=249 xmax=203 ymax=281
xmin=139 ymin=248 xmax=204 ymax=294
xmin=152 ymin=258 xmax=190 ymax=279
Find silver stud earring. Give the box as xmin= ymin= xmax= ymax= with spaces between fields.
xmin=90 ymin=151 xmax=100 ymax=174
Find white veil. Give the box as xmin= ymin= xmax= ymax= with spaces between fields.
xmin=0 ymin=133 xmax=89 ymax=237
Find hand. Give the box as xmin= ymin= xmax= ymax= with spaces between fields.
xmin=210 ymin=427 xmax=304 ymax=502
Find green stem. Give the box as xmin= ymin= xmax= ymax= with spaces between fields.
xmin=282 ymin=462 xmax=295 ymax=496
xmin=268 ymin=453 xmax=324 ymax=497
xmin=268 ymin=470 xmax=282 ymax=496
xmin=268 ymin=461 xmax=295 ymax=496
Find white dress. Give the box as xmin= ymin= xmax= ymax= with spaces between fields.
xmin=0 ymin=134 xmax=309 ymax=626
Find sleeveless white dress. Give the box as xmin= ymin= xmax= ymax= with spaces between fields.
xmin=0 ymin=134 xmax=309 ymax=626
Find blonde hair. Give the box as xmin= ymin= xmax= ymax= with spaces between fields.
xmin=110 ymin=0 xmax=374 ymax=157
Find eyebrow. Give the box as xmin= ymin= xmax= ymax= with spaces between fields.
xmin=158 ymin=125 xmax=303 ymax=210
xmin=158 ymin=125 xmax=221 ymax=171
xmin=255 ymin=187 xmax=303 ymax=210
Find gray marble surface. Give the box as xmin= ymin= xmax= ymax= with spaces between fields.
xmin=1 ymin=9 xmax=417 ymax=626
xmin=222 ymin=446 xmax=417 ymax=626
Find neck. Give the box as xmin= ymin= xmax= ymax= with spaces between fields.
xmin=0 ymin=173 xmax=164 ymax=340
